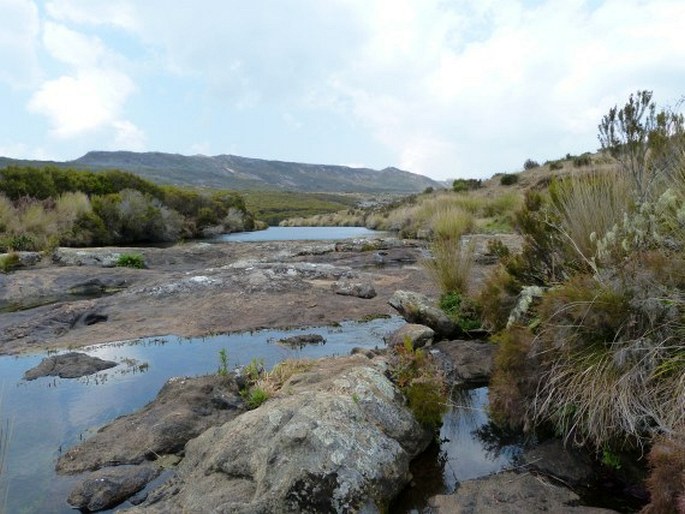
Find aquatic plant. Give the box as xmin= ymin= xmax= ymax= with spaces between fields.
xmin=217 ymin=348 xmax=229 ymax=376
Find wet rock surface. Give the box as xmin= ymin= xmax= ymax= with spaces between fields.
xmin=56 ymin=374 xmax=243 ymax=474
xmin=429 ymin=471 xmax=618 ymax=513
xmin=23 ymin=351 xmax=117 ymax=380
xmin=520 ymin=439 xmax=596 ymax=487
xmin=123 ymin=356 xmax=432 ymax=514
xmin=431 ymin=340 xmax=496 ymax=386
xmin=385 ymin=323 xmax=435 ymax=349
xmin=67 ymin=464 xmax=160 ymax=512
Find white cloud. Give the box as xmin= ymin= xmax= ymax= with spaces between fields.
xmin=28 ymin=69 xmax=135 ymax=138
xmin=111 ymin=120 xmax=145 ymax=151
xmin=45 ymin=0 xmax=138 ymax=30
xmin=0 ymin=0 xmax=41 ymax=88
xmin=42 ymin=21 xmax=106 ymax=67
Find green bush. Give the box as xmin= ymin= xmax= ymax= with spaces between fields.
xmin=115 ymin=253 xmax=145 ymax=269
xmin=452 ymin=178 xmax=482 ymax=192
xmin=242 ymin=387 xmax=270 ymax=409
xmin=549 ymin=161 xmax=564 ymax=170
xmin=0 ymin=252 xmax=21 ymax=273
xmin=500 ymin=174 xmax=519 ymax=186
xmin=438 ymin=292 xmax=481 ymax=332
xmin=523 ymin=159 xmax=539 ymax=170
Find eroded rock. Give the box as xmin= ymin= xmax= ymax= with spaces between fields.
xmin=56 ymin=374 xmax=243 ymax=474
xmin=68 ymin=464 xmax=160 ymax=512
xmin=24 ymin=352 xmax=117 ymax=380
xmin=385 ymin=323 xmax=435 ymax=350
xmin=333 ymin=279 xmax=377 ymax=299
xmin=124 ymin=356 xmax=432 ymax=513
xmin=389 ymin=290 xmax=457 ymax=339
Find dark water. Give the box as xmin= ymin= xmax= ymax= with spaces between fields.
xmin=213 ymin=226 xmax=384 ymax=242
xmin=392 ymin=387 xmax=521 ymax=513
xmin=0 ymin=317 xmax=402 ymax=514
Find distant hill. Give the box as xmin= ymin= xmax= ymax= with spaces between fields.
xmin=0 ymin=151 xmax=441 ymax=193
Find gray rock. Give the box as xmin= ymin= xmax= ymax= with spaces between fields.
xmin=431 ymin=340 xmax=496 ymax=386
xmin=56 ymin=374 xmax=243 ymax=474
xmin=124 ymin=356 xmax=432 ymax=514
xmin=53 ymin=248 xmax=124 ymax=267
xmin=429 ymin=471 xmax=618 ymax=513
xmin=15 ymin=251 xmax=42 ymax=267
xmin=333 ymin=279 xmax=377 ymax=299
xmin=68 ymin=465 xmax=160 ymax=512
xmin=388 ymin=290 xmax=457 ymax=339
xmin=24 ymin=352 xmax=117 ymax=380
xmin=385 ymin=324 xmax=435 ymax=350
xmin=520 ymin=439 xmax=596 ymax=487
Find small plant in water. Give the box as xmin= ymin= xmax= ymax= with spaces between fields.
xmin=115 ymin=253 xmax=145 ymax=269
xmin=217 ymin=348 xmax=229 ymax=376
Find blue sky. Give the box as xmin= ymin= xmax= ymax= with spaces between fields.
xmin=1 ymin=0 xmax=684 ymax=181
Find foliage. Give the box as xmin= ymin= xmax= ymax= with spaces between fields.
xmin=643 ymin=433 xmax=685 ymax=513
xmin=217 ymin=348 xmax=229 ymax=376
xmin=389 ymin=337 xmax=448 ymax=430
xmin=438 ymin=292 xmax=481 ymax=332
xmin=452 ymin=178 xmax=482 ymax=192
xmin=523 ymin=159 xmax=540 ymax=170
xmin=500 ymin=173 xmax=519 ymax=186
xmin=243 ymin=190 xmax=357 ymax=225
xmin=0 ymin=252 xmax=21 ymax=273
xmin=424 ymin=238 xmax=474 ymax=295
xmin=572 ymin=153 xmax=592 ymax=167
xmin=549 ymin=161 xmax=564 ymax=170
xmin=477 ymin=266 xmax=521 ymax=333
xmin=598 ymin=90 xmax=685 ymax=201
xmin=115 ymin=253 xmax=146 ymax=269
xmin=241 ymin=386 xmax=270 ymax=409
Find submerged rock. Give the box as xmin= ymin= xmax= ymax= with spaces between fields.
xmin=124 ymin=355 xmax=432 ymax=513
xmin=24 ymin=352 xmax=117 ymax=380
xmin=56 ymin=374 xmax=243 ymax=474
xmin=389 ymin=290 xmax=457 ymax=339
xmin=278 ymin=334 xmax=326 ymax=348
xmin=431 ymin=340 xmax=496 ymax=386
xmin=68 ymin=464 xmax=160 ymax=512
xmin=429 ymin=471 xmax=618 ymax=513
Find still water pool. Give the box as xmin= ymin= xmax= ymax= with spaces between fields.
xmin=213 ymin=226 xmax=384 ymax=242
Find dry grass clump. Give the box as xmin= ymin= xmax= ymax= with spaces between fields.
xmin=254 ymin=359 xmax=314 ymax=397
xmin=424 ymin=238 xmax=474 ymax=295
xmin=642 ymin=432 xmax=685 ymax=513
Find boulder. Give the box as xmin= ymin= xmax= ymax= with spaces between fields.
xmin=56 ymin=374 xmax=243 ymax=474
xmin=389 ymin=290 xmax=457 ymax=340
xmin=53 ymin=248 xmax=124 ymax=267
xmin=385 ymin=324 xmax=435 ymax=350
xmin=24 ymin=352 xmax=117 ymax=380
xmin=68 ymin=464 xmax=160 ymax=512
xmin=429 ymin=471 xmax=618 ymax=513
xmin=124 ymin=356 xmax=432 ymax=514
xmin=431 ymin=340 xmax=496 ymax=386
xmin=333 ymin=279 xmax=377 ymax=299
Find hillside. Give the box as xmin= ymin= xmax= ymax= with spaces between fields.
xmin=0 ymin=151 xmax=440 ymax=193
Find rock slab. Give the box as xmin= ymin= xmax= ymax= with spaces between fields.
xmin=389 ymin=290 xmax=457 ymax=339
xmin=23 ymin=352 xmax=117 ymax=380
xmin=385 ymin=323 xmax=435 ymax=350
xmin=124 ymin=356 xmax=432 ymax=514
xmin=431 ymin=340 xmax=496 ymax=386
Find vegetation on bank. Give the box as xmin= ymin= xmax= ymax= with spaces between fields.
xmin=456 ymin=90 xmax=685 ymax=511
xmin=0 ymin=166 xmax=254 ymax=252
xmin=242 ymin=190 xmax=360 ymax=225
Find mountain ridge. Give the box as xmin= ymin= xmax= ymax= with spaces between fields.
xmin=0 ymin=151 xmax=440 ymax=193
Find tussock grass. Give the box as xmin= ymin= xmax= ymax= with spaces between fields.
xmin=424 ymin=238 xmax=475 ymax=295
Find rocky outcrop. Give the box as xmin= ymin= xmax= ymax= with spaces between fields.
xmin=431 ymin=340 xmax=496 ymax=386
xmin=333 ymin=278 xmax=377 ymax=299
xmin=67 ymin=464 xmax=160 ymax=512
xmin=124 ymin=356 xmax=432 ymax=513
xmin=56 ymin=374 xmax=243 ymax=474
xmin=429 ymin=471 xmax=618 ymax=513
xmin=385 ymin=323 xmax=435 ymax=350
xmin=24 ymin=352 xmax=117 ymax=380
xmin=389 ymin=290 xmax=457 ymax=339
xmin=52 ymin=248 xmax=126 ymax=267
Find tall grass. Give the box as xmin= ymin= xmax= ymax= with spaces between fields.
xmin=424 ymin=238 xmax=475 ymax=294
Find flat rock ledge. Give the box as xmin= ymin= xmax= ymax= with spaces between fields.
xmin=431 ymin=340 xmax=496 ymax=386
xmin=429 ymin=471 xmax=618 ymax=513
xmin=123 ymin=355 xmax=432 ymax=514
xmin=23 ymin=352 xmax=117 ymax=380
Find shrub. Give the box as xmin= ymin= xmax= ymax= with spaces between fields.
xmin=477 ymin=266 xmax=521 ymax=333
xmin=452 ymin=178 xmax=482 ymax=192
xmin=549 ymin=161 xmax=564 ymax=170
xmin=500 ymin=173 xmax=519 ymax=186
xmin=572 ymin=153 xmax=592 ymax=167
xmin=0 ymin=252 xmax=21 ymax=273
xmin=389 ymin=338 xmax=448 ymax=430
xmin=523 ymin=159 xmax=540 ymax=170
xmin=424 ymin=238 xmax=474 ymax=295
xmin=115 ymin=253 xmax=145 ymax=269
xmin=643 ymin=433 xmax=685 ymax=513
xmin=438 ymin=291 xmax=481 ymax=332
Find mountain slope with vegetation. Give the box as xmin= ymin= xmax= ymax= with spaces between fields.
xmin=0 ymin=151 xmax=441 ymax=193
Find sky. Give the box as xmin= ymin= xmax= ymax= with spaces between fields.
xmin=0 ymin=0 xmax=684 ymax=181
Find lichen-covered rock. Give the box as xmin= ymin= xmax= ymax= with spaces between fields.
xmin=56 ymin=374 xmax=243 ymax=474
xmin=123 ymin=356 xmax=432 ymax=514
xmin=68 ymin=465 xmax=160 ymax=512
xmin=385 ymin=324 xmax=435 ymax=350
xmin=389 ymin=290 xmax=457 ymax=339
xmin=24 ymin=352 xmax=117 ymax=380
xmin=333 ymin=279 xmax=377 ymax=299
